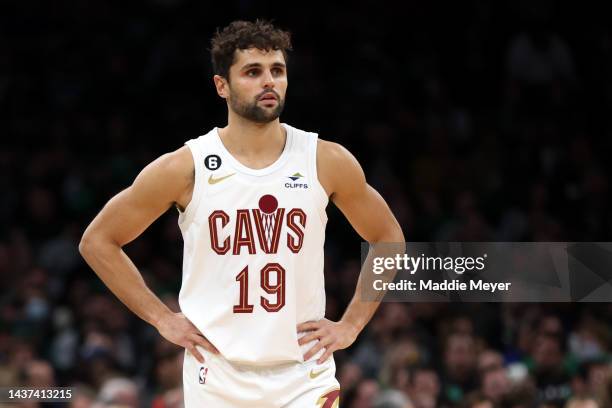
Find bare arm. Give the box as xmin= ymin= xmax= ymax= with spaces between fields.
xmin=327 ymin=142 xmax=405 ymax=330
xmin=299 ymin=140 xmax=405 ymax=362
xmin=79 ymin=146 xmax=216 ymax=362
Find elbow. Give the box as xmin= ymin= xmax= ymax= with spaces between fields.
xmin=78 ymin=233 xmax=94 ymax=259
xmin=79 ymin=230 xmax=104 ymax=259
xmin=385 ymin=218 xmax=405 ymax=243
xmin=372 ymin=221 xmax=405 ymax=244
xmin=79 ymin=230 xmax=121 ymax=260
xmin=394 ymin=221 xmax=405 ymax=242
xmin=391 ymin=225 xmax=405 ymax=243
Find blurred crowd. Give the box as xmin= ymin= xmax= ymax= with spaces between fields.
xmin=1 ymin=0 xmax=612 ymax=407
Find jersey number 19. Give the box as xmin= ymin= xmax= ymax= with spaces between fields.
xmin=233 ymin=263 xmax=285 ymax=313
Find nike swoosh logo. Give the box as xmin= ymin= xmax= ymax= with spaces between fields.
xmin=309 ymin=367 xmax=329 ymax=379
xmin=208 ymin=173 xmax=236 ymax=185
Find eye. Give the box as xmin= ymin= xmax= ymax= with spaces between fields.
xmin=246 ymin=69 xmax=260 ymax=77
xmin=272 ymin=67 xmax=284 ymax=76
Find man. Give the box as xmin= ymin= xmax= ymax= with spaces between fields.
xmin=80 ymin=20 xmax=404 ymax=407
xmin=441 ymin=333 xmax=478 ymax=404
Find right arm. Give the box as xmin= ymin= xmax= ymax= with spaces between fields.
xmin=78 ymin=146 xmax=216 ymax=362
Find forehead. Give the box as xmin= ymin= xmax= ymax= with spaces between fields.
xmin=231 ymin=48 xmax=286 ymax=69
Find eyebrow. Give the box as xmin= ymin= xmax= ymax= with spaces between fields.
xmin=240 ymin=62 xmax=286 ymax=71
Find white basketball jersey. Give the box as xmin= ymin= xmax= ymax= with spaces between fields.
xmin=177 ymin=123 xmax=328 ymax=365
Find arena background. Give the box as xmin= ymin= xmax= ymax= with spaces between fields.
xmin=1 ymin=1 xmax=612 ymax=407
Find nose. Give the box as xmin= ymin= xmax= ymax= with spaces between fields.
xmin=262 ymin=69 xmax=275 ymax=89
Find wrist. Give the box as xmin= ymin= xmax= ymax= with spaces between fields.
xmin=340 ymin=319 xmax=361 ymax=339
xmin=151 ymin=307 xmax=174 ymax=330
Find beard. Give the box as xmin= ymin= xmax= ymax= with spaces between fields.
xmin=228 ymin=88 xmax=285 ymax=123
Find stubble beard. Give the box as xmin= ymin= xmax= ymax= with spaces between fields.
xmin=229 ymin=88 xmax=285 ymax=124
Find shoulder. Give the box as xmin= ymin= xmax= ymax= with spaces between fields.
xmin=317 ymin=139 xmax=361 ymax=166
xmin=139 ymin=145 xmax=194 ymax=188
xmin=316 ymin=139 xmax=366 ymax=197
xmin=154 ymin=145 xmax=194 ymax=176
xmin=131 ymin=145 xmax=194 ymax=210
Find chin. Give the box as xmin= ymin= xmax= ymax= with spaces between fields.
xmin=255 ymin=110 xmax=283 ymax=123
xmin=254 ymin=116 xmax=280 ymax=124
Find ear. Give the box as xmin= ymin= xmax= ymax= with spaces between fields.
xmin=213 ymin=75 xmax=229 ymax=99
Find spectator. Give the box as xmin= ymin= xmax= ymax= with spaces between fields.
xmin=373 ymin=389 xmax=414 ymax=408
xmin=529 ymin=334 xmax=572 ymax=404
xmin=481 ymin=367 xmax=511 ymax=404
xmin=441 ymin=333 xmax=479 ymax=404
xmin=96 ymin=377 xmax=139 ymax=408
xmin=408 ymin=366 xmax=440 ymax=408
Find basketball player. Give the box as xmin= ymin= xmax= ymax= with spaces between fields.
xmin=79 ymin=20 xmax=404 ymax=407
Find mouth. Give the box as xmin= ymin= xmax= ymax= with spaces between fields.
xmin=259 ymin=92 xmax=278 ymax=102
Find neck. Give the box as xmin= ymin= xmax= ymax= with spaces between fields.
xmin=219 ymin=111 xmax=286 ymax=157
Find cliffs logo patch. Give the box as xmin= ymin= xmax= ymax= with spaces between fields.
xmin=288 ymin=172 xmax=303 ymax=181
xmin=286 ymin=172 xmax=308 ymax=189
xmin=198 ymin=366 xmax=208 ymax=384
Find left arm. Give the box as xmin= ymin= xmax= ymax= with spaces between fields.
xmin=298 ymin=140 xmax=405 ymax=362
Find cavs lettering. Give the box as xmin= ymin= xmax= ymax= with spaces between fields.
xmin=206 ymin=194 xmax=308 ymax=314
xmin=208 ymin=194 xmax=307 ymax=255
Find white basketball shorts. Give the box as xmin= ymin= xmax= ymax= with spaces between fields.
xmin=183 ymin=347 xmax=340 ymax=407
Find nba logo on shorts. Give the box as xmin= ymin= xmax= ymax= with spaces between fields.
xmin=198 ymin=366 xmax=209 ymax=384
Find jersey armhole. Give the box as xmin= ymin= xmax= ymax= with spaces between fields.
xmin=309 ymin=134 xmax=329 ymax=223
xmin=178 ymin=138 xmax=204 ymax=228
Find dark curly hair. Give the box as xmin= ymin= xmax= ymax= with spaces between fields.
xmin=210 ymin=20 xmax=292 ymax=81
